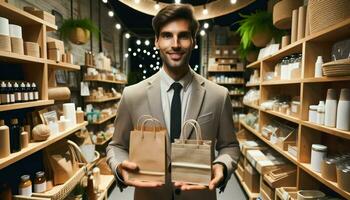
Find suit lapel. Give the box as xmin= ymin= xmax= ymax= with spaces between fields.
xmin=146 ymin=72 xmax=166 ymax=127
xmin=184 ymin=73 xmax=206 ymax=139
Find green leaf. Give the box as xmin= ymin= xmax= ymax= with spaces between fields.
xmin=58 ymin=18 xmax=99 ymax=41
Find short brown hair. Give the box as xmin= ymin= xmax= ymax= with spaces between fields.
xmin=152 ymin=4 xmax=199 ymax=40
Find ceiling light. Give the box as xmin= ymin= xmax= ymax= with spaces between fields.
xmin=115 ymin=23 xmax=121 ymax=30
xmin=102 ymin=0 xmax=108 ymax=3
xmin=200 ymin=30 xmax=206 ymax=36
xmin=230 ymin=0 xmax=237 ymax=4
xmin=128 ymin=48 xmax=132 ymax=52
xmin=125 ymin=33 xmax=130 ymax=39
xmin=134 ymin=0 xmax=140 ymax=4
xmin=175 ymin=0 xmax=181 ymax=4
xmin=202 ymin=5 xmax=208 ymax=15
xmin=154 ymin=2 xmax=160 ymax=10
xmin=194 ymin=44 xmax=198 ymax=49
xmin=108 ymin=11 xmax=114 ymax=17
xmin=203 ymin=22 xmax=209 ymax=29
xmin=124 ymin=53 xmax=129 ymax=58
xmin=136 ymin=40 xmax=141 ymax=45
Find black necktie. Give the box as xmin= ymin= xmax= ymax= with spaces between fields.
xmin=170 ymin=82 xmax=182 ymax=143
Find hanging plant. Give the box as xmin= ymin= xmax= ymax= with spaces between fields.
xmin=237 ymin=43 xmax=260 ymax=63
xmin=236 ymin=11 xmax=283 ymax=48
xmin=58 ymin=18 xmax=99 ymax=45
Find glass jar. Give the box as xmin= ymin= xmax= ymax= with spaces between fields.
xmin=19 ymin=175 xmax=32 ymax=196
xmin=34 ymin=171 xmax=46 ymax=193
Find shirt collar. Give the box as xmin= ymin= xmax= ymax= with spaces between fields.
xmin=160 ymin=67 xmax=193 ymax=92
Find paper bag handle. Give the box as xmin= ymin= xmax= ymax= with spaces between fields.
xmin=136 ymin=115 xmax=153 ymax=129
xmin=180 ymin=119 xmax=202 ymax=144
xmin=140 ymin=118 xmax=162 ymax=139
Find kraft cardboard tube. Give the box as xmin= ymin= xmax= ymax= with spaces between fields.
xmin=11 ymin=37 xmax=24 ymax=54
xmin=0 ymin=120 xmax=10 ymax=158
xmin=0 ymin=34 xmax=11 ymax=52
xmin=48 ymin=87 xmax=71 ymax=100
xmin=297 ymin=6 xmax=306 ymax=40
xmin=20 ymin=131 xmax=29 ymax=149
xmin=281 ymin=35 xmax=291 ymax=48
xmin=291 ymin=9 xmax=298 ymax=43
xmin=305 ymin=7 xmax=310 ymax=36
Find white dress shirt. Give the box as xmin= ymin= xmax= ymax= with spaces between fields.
xmin=159 ymin=68 xmax=194 ymax=135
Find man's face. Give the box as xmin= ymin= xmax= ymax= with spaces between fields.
xmin=155 ymin=19 xmax=195 ymax=70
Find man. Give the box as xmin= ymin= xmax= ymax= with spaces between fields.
xmin=106 ymin=4 xmax=240 ymax=200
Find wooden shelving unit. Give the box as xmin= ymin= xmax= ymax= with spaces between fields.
xmin=238 ymin=18 xmax=350 ymax=200
xmin=90 ymin=114 xmax=117 ymax=125
xmin=84 ymin=78 xmax=127 ymax=84
xmin=0 ymin=122 xmax=88 ymax=170
xmin=97 ymin=175 xmax=115 ymax=200
xmin=246 ymin=83 xmax=260 ymax=87
xmin=47 ymin=60 xmax=81 ymax=71
xmin=0 ymin=100 xmax=54 ymax=112
xmin=234 ymin=170 xmax=260 ymax=200
xmin=85 ymin=96 xmax=121 ymax=103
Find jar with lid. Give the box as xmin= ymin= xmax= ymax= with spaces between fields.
xmin=309 ymin=105 xmax=318 ymax=123
xmin=19 ymin=175 xmax=32 ymax=196
xmin=311 ymin=144 xmax=327 ymax=172
xmin=34 ymin=171 xmax=46 ymax=193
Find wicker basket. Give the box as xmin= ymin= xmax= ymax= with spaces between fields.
xmin=308 ymin=0 xmax=350 ymax=34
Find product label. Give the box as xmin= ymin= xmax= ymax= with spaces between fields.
xmin=1 ymin=94 xmax=7 ymax=103
xmin=10 ymin=94 xmax=15 ymax=103
xmin=34 ymin=182 xmax=46 ymax=193
xmin=19 ymin=186 xmax=32 ymax=196
xmin=34 ymin=91 xmax=39 ymax=100
xmin=22 ymin=92 xmax=28 ymax=101
xmin=29 ymin=92 xmax=34 ymax=100
xmin=291 ymin=105 xmax=297 ymax=113
xmin=15 ymin=92 xmax=21 ymax=102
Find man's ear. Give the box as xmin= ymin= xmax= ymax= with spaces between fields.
xmin=154 ymin=35 xmax=159 ymax=48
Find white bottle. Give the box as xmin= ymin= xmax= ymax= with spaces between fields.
xmin=314 ymin=56 xmax=323 ymax=78
xmin=317 ymin=101 xmax=325 ymax=125
xmin=336 ymin=89 xmax=350 ymax=131
xmin=324 ymin=89 xmax=337 ymax=127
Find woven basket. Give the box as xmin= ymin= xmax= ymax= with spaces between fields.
xmin=308 ymin=0 xmax=350 ymax=34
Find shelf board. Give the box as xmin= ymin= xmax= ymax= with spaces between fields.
xmin=302 ymin=120 xmax=350 ymax=140
xmin=97 ymin=175 xmax=115 ymax=200
xmin=264 ymin=40 xmax=303 ymax=63
xmin=47 ymin=60 xmax=81 ymax=71
xmin=208 ymin=70 xmax=244 ymax=73
xmin=243 ymin=103 xmax=260 ymax=110
xmin=85 ymin=96 xmax=121 ymax=103
xmin=0 ymin=100 xmax=54 ymax=112
xmin=246 ymin=83 xmax=260 ymax=87
xmin=240 ymin=121 xmax=298 ymax=165
xmin=95 ymin=134 xmax=113 ymax=146
xmin=230 ymin=93 xmax=244 ymax=96
xmin=234 ymin=171 xmax=259 ymax=200
xmin=0 ymin=121 xmax=88 ymax=170
xmin=261 ymin=79 xmax=301 ymax=86
xmin=0 ymin=2 xmax=45 ymax=27
xmin=234 ymin=170 xmax=243 ymax=182
xmin=84 ymin=78 xmax=127 ymax=85
xmin=0 ymin=51 xmax=45 ymax=64
xmin=90 ymin=114 xmax=116 ymax=125
xmin=261 ymin=109 xmax=300 ymax=124
xmin=216 ymin=82 xmax=245 ymax=85
xmin=246 ymin=60 xmax=260 ymax=69
xmin=300 ymin=163 xmax=350 ymax=200
xmin=303 ymin=76 xmax=350 ymax=83
xmin=82 ymin=65 xmax=114 ymax=73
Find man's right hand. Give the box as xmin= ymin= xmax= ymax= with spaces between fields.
xmin=117 ymin=160 xmax=164 ymax=188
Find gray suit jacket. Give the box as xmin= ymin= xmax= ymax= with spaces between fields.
xmin=106 ymin=70 xmax=240 ymax=200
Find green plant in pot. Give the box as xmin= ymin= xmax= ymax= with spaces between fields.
xmin=236 ymin=11 xmax=278 ymax=48
xmin=238 ymin=43 xmax=260 ymax=63
xmin=58 ymin=18 xmax=99 ymax=45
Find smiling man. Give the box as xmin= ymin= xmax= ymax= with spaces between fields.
xmin=106 ymin=4 xmax=240 ymax=200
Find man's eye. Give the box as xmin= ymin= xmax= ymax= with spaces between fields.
xmin=162 ymin=33 xmax=172 ymax=39
xmin=179 ymin=34 xmax=191 ymax=39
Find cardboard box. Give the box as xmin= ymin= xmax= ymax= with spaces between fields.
xmin=244 ymin=162 xmax=260 ymax=193
xmin=24 ymin=7 xmax=55 ymax=25
xmin=47 ymin=37 xmax=64 ymax=53
xmin=24 ymin=42 xmax=40 ymax=57
xmin=48 ymin=49 xmax=61 ymax=61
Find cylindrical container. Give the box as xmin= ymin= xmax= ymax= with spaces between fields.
xmin=310 ymin=144 xmax=327 ymax=172
xmin=297 ymin=6 xmax=306 ymax=40
xmin=0 ymin=183 xmax=12 ymax=200
xmin=324 ymin=89 xmax=337 ymax=127
xmin=321 ymin=158 xmax=337 ymax=182
xmin=0 ymin=34 xmax=11 ymax=52
xmin=281 ymin=35 xmax=290 ymax=48
xmin=291 ymin=9 xmax=298 ymax=43
xmin=23 ymin=125 xmax=31 ymax=141
xmin=34 ymin=171 xmax=46 ymax=193
xmin=297 ymin=190 xmax=325 ymax=200
xmin=0 ymin=119 xmax=10 ymax=158
xmin=314 ymin=56 xmax=323 ymax=78
xmin=0 ymin=17 xmax=10 ymax=36
xmin=48 ymin=121 xmax=59 ymax=135
xmin=87 ymin=173 xmax=96 ymax=200
xmin=316 ymin=101 xmax=325 ymax=125
xmin=48 ymin=87 xmax=71 ymax=101
xmin=336 ymin=163 xmax=350 ymax=193
xmin=9 ymin=24 xmax=22 ymax=38
xmin=336 ymin=88 xmax=350 ymax=131
xmin=63 ymin=103 xmax=76 ymax=127
xmin=19 ymin=175 xmax=32 ymax=196
xmin=20 ymin=131 xmax=29 ymax=149
xmin=58 ymin=116 xmax=70 ymax=132
xmin=92 ymin=167 xmax=101 ymax=192
xmin=11 ymin=37 xmax=24 ymax=54
xmin=76 ymin=107 xmax=85 ymax=124
xmin=10 ymin=118 xmax=21 ymax=153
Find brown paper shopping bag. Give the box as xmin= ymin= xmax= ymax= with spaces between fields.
xmin=171 ymin=119 xmax=213 ymax=186
xmin=129 ymin=116 xmax=167 ymax=183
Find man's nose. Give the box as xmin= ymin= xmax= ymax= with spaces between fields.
xmin=171 ymin=37 xmax=180 ymax=49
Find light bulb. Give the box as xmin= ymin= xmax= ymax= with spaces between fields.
xmin=115 ymin=23 xmax=121 ymax=30
xmin=175 ymin=0 xmax=181 ymax=4
xmin=152 ymin=54 xmax=156 ymax=58
xmin=124 ymin=53 xmax=129 ymax=58
xmin=200 ymin=30 xmax=206 ymax=36
xmin=128 ymin=48 xmax=132 ymax=52
xmin=125 ymin=33 xmax=130 ymax=39
xmin=136 ymin=40 xmax=141 ymax=45
xmin=202 ymin=8 xmax=208 ymax=15
xmin=203 ymin=22 xmax=209 ymax=29
xmin=143 ymin=76 xmax=146 ymax=79
xmin=135 ymin=0 xmax=140 ymax=4
xmin=102 ymin=0 xmax=107 ymax=3
xmin=143 ymin=70 xmax=147 ymax=74
xmin=137 ymin=48 xmax=141 ymax=52
xmin=139 ymin=64 xmax=143 ymax=68
xmin=194 ymin=44 xmax=198 ymax=49
xmin=154 ymin=3 xmax=160 ymax=10
xmin=133 ymin=52 xmax=137 ymax=56
xmin=145 ymin=40 xmax=150 ymax=46
xmin=143 ymin=50 xmax=147 ymax=53
xmin=108 ymin=11 xmax=114 ymax=17
xmin=230 ymin=0 xmax=237 ymax=4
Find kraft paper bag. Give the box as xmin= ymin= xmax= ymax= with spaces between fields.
xmin=129 ymin=116 xmax=167 ymax=183
xmin=171 ymin=119 xmax=213 ymax=186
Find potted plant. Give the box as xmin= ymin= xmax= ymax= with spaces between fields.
xmin=236 ymin=11 xmax=276 ymax=48
xmin=58 ymin=18 xmax=99 ymax=45
xmin=237 ymin=44 xmax=259 ymax=63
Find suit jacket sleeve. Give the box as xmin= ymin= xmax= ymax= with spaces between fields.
xmin=213 ymin=90 xmax=241 ymax=189
xmin=106 ymin=89 xmax=133 ymax=188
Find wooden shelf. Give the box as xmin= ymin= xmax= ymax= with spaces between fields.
xmin=0 ymin=121 xmax=88 ymax=170
xmin=302 ymin=121 xmax=350 ymax=140
xmin=95 ymin=134 xmax=113 ymax=146
xmin=85 ymin=96 xmax=121 ymax=103
xmin=0 ymin=51 xmax=45 ymax=64
xmin=243 ymin=103 xmax=260 ymax=110
xmin=82 ymin=65 xmax=113 ymax=73
xmin=0 ymin=100 xmax=54 ymax=112
xmin=246 ymin=83 xmax=260 ymax=87
xmin=47 ymin=60 xmax=81 ymax=71
xmin=306 ymin=18 xmax=350 ymax=43
xmin=208 ymin=70 xmax=244 ymax=73
xmin=247 ymin=60 xmax=260 ymax=69
xmin=84 ymin=78 xmax=127 ymax=84
xmin=300 ymin=163 xmax=350 ymax=200
xmin=97 ymin=175 xmax=116 ymax=200
xmin=261 ymin=109 xmax=300 ymax=124
xmin=90 ymin=114 xmax=116 ymax=125
xmin=303 ymin=76 xmax=350 ymax=83
xmin=230 ymin=93 xmax=244 ymax=96
xmin=264 ymin=40 xmax=303 ymax=63
xmin=261 ymin=80 xmax=301 ymax=86
xmin=215 ymin=82 xmax=245 ymax=85
xmin=234 ymin=171 xmax=259 ymax=200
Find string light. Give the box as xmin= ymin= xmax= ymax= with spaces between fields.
xmin=145 ymin=40 xmax=150 ymax=46
xmin=136 ymin=40 xmax=141 ymax=45
xmin=143 ymin=70 xmax=147 ymax=74
xmin=154 ymin=2 xmax=160 ymax=10
xmin=200 ymin=30 xmax=206 ymax=36
xmin=102 ymin=0 xmax=108 ymax=3
xmin=203 ymin=22 xmax=209 ymax=29
xmin=137 ymin=48 xmax=141 ymax=52
xmin=128 ymin=48 xmax=132 ymax=52
xmin=133 ymin=52 xmax=137 ymax=56
xmin=202 ymin=5 xmax=208 ymax=15
xmin=152 ymin=54 xmax=156 ymax=58
xmin=143 ymin=50 xmax=147 ymax=53
xmin=156 ymin=61 xmax=160 ymax=65
xmin=115 ymin=23 xmax=121 ymax=30
xmin=125 ymin=33 xmax=130 ymax=39
xmin=155 ymin=51 xmax=158 ymax=54
xmin=147 ymin=52 xmax=151 ymax=56
xmin=124 ymin=53 xmax=129 ymax=58
xmin=230 ymin=0 xmax=237 ymax=4
xmin=108 ymin=11 xmax=114 ymax=17
xmin=153 ymin=47 xmax=157 ymax=50
xmin=194 ymin=44 xmax=198 ymax=49
xmin=143 ymin=76 xmax=146 ymax=79
xmin=175 ymin=0 xmax=181 ymax=4
xmin=134 ymin=0 xmax=140 ymax=4
xmin=139 ymin=64 xmax=143 ymax=68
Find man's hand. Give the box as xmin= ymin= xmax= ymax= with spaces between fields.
xmin=117 ymin=160 xmax=163 ymax=188
xmin=174 ymin=163 xmax=224 ymax=191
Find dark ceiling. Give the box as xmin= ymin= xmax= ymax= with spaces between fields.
xmin=109 ymin=0 xmax=267 ymax=37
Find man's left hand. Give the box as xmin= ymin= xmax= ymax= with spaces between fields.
xmin=174 ymin=163 xmax=224 ymax=191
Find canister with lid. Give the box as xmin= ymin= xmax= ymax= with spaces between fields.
xmin=311 ymin=144 xmax=327 ymax=172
